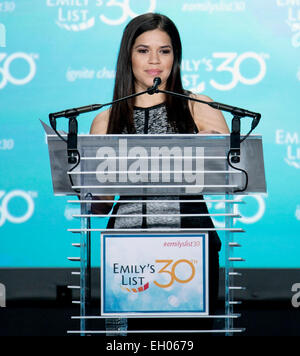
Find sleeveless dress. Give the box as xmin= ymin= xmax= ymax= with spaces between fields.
xmin=107 ymin=103 xmax=221 ymax=252
xmin=105 ymin=102 xmax=220 ymax=332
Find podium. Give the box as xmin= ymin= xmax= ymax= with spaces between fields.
xmin=43 ymin=121 xmax=266 ymax=336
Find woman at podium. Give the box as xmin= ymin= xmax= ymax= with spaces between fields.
xmin=90 ymin=13 xmax=229 ymax=333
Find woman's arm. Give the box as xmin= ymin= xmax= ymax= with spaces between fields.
xmin=90 ymin=109 xmax=110 ymax=135
xmin=89 ymin=109 xmax=115 ymax=215
xmin=188 ymin=94 xmax=230 ymax=134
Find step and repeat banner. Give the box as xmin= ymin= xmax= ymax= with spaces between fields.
xmin=0 ymin=1 xmax=299 ymax=269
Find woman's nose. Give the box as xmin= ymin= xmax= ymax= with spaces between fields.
xmin=148 ymin=51 xmax=160 ymax=64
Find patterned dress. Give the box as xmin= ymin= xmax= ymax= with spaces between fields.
xmin=107 ymin=103 xmax=221 ymax=253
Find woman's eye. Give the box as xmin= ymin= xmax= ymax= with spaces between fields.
xmin=137 ymin=49 xmax=148 ymax=54
xmin=161 ymin=49 xmax=171 ymax=54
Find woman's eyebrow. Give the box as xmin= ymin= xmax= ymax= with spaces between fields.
xmin=134 ymin=44 xmax=172 ymax=48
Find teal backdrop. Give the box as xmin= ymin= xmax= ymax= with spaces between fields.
xmin=1 ymin=0 xmax=300 ymax=268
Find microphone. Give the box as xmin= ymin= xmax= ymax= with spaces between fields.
xmin=49 ymin=80 xmax=163 ymax=164
xmin=208 ymin=101 xmax=260 ymax=119
xmin=49 ymin=76 xmax=261 ymax=166
xmin=49 ymin=104 xmax=103 ymax=120
xmin=154 ymin=84 xmax=261 ymax=165
xmin=147 ymin=77 xmax=162 ymax=95
xmin=49 ymin=78 xmax=163 ymax=122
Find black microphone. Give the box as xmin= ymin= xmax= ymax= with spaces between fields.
xmin=49 ymin=79 xmax=162 ymax=122
xmin=208 ymin=101 xmax=259 ymax=119
xmin=154 ymin=86 xmax=261 ymax=166
xmin=49 ymin=104 xmax=103 ymax=120
xmin=154 ymin=86 xmax=261 ymax=121
xmin=147 ymin=77 xmax=162 ymax=95
xmin=49 ymin=82 xmax=162 ymax=163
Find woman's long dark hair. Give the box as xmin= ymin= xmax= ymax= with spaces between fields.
xmin=106 ymin=13 xmax=196 ymax=134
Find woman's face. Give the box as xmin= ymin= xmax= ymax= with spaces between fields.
xmin=131 ymin=29 xmax=174 ymax=92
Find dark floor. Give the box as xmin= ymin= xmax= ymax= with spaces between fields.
xmin=0 ymin=299 xmax=299 ymax=337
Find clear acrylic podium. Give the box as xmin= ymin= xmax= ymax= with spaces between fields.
xmin=43 ymin=122 xmax=266 ymax=336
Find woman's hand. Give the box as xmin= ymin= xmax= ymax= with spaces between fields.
xmin=91 ymin=195 xmax=114 ymax=215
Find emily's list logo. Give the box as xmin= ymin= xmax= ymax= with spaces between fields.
xmin=46 ymin=0 xmax=157 ymax=30
xmin=276 ymin=130 xmax=300 ymax=169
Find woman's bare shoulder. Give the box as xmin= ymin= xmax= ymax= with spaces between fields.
xmin=90 ymin=108 xmax=110 ymax=134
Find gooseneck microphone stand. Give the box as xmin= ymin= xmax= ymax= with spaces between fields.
xmin=49 ymin=77 xmax=262 ymax=190
xmin=150 ymin=80 xmax=261 ymax=164
xmin=49 ymin=88 xmax=154 ymax=165
xmin=150 ymin=80 xmax=261 ymax=192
